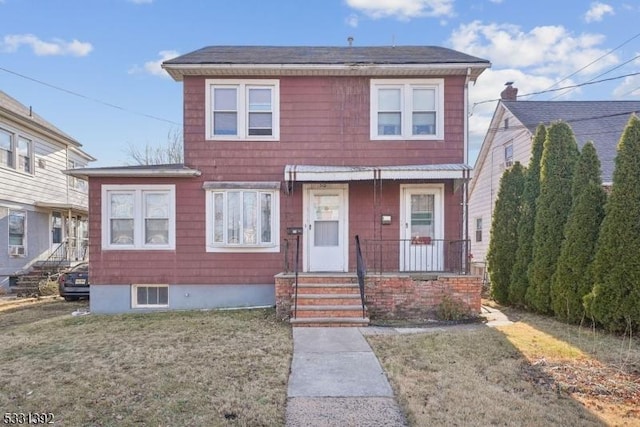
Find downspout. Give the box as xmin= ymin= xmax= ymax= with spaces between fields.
xmin=463 ymin=68 xmax=472 ymax=272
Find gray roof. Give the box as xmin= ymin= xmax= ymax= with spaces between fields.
xmin=502 ymin=100 xmax=640 ymax=183
xmin=164 ymin=45 xmax=490 ymax=66
xmin=64 ymin=163 xmax=201 ymax=180
xmin=0 ymin=90 xmax=81 ymax=147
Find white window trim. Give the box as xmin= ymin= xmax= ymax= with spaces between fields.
xmin=8 ymin=209 xmax=27 ymax=257
xmin=205 ymin=79 xmax=280 ymax=141
xmin=205 ymin=187 xmax=280 ymax=253
xmin=370 ymin=78 xmax=445 ymax=141
xmin=131 ymin=284 xmax=169 ymax=308
xmin=101 ymin=185 xmax=176 ymax=251
xmin=0 ymin=126 xmax=35 ymax=175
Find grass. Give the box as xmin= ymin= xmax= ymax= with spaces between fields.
xmin=367 ymin=304 xmax=640 ymax=427
xmin=0 ymin=300 xmax=293 ymax=426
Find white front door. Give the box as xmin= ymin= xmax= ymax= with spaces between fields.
xmin=400 ymin=185 xmax=444 ymax=271
xmin=305 ymin=185 xmax=348 ymax=272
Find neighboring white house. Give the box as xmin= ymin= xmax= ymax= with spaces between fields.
xmin=0 ymin=90 xmax=95 ymax=290
xmin=468 ymin=83 xmax=640 ymax=279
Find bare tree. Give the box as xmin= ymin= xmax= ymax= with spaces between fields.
xmin=124 ymin=128 xmax=183 ymax=165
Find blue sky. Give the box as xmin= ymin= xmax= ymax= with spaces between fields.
xmin=1 ymin=0 xmax=639 ymax=166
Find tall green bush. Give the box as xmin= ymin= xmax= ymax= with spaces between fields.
xmin=586 ymin=115 xmax=640 ymax=332
xmin=487 ymin=162 xmax=525 ymax=304
xmin=526 ymin=122 xmax=579 ymax=314
xmin=551 ymin=142 xmax=606 ymax=323
xmin=509 ymin=124 xmax=546 ymax=307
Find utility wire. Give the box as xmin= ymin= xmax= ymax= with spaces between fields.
xmin=0 ymin=66 xmax=182 ymax=126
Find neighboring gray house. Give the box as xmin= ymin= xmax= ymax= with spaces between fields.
xmin=0 ymin=90 xmax=95 ymax=290
xmin=468 ymin=84 xmax=640 ymax=279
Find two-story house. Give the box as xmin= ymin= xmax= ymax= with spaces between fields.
xmin=468 ymin=83 xmax=640 ymax=280
xmin=0 ymin=90 xmax=94 ymax=291
xmin=69 ymin=46 xmax=490 ymax=322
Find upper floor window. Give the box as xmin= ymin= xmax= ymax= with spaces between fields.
xmin=206 ymin=79 xmax=280 ymax=141
xmin=370 ymin=79 xmax=444 ymax=140
xmin=0 ymin=128 xmax=34 ymax=174
xmin=68 ymin=159 xmax=88 ymax=192
xmin=101 ymin=185 xmax=175 ymax=250
xmin=504 ymin=143 xmax=514 ymax=168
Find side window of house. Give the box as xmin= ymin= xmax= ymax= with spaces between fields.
xmin=102 ymin=185 xmax=175 ymax=250
xmin=475 ymin=217 xmax=482 ymax=242
xmin=0 ymin=128 xmax=34 ymax=174
xmin=8 ymin=210 xmax=26 ymax=257
xmin=207 ymin=79 xmax=279 ymax=140
xmin=204 ymin=183 xmax=280 ymax=252
xmin=68 ymin=160 xmax=88 ymax=192
xmin=370 ymin=79 xmax=444 ymax=140
xmin=504 ymin=143 xmax=514 ymax=168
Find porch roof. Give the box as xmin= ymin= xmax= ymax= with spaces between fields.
xmin=284 ymin=164 xmax=471 ymax=182
xmin=34 ymin=201 xmax=88 ymax=214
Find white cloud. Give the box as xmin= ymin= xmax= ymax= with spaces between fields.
xmin=346 ymin=0 xmax=454 ymax=20
xmin=129 ymin=50 xmax=180 ymax=78
xmin=584 ymin=2 xmax=614 ymax=23
xmin=449 ymin=21 xmax=617 ymax=77
xmin=346 ymin=14 xmax=359 ymax=28
xmin=1 ymin=34 xmax=93 ymax=56
xmin=612 ymin=55 xmax=640 ymax=98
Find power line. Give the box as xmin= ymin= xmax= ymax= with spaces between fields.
xmin=0 ymin=66 xmax=182 ymax=126
xmin=472 ymin=71 xmax=640 ymax=111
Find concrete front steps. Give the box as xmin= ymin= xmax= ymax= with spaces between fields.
xmin=290 ymin=282 xmax=369 ymax=327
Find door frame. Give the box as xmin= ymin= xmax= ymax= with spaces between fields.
xmin=302 ymin=183 xmax=349 ymax=272
xmin=399 ymin=184 xmax=445 ymax=271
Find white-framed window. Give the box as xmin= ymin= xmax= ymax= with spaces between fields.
xmin=205 ymin=183 xmax=280 ymax=253
xmin=205 ymin=79 xmax=280 ymax=140
xmin=102 ymin=185 xmax=175 ymax=250
xmin=475 ymin=217 xmax=483 ymax=242
xmin=0 ymin=128 xmax=34 ymax=174
xmin=8 ymin=209 xmax=26 ymax=257
xmin=67 ymin=159 xmax=88 ymax=192
xmin=132 ymin=284 xmax=169 ymax=308
xmin=504 ymin=143 xmax=514 ymax=168
xmin=370 ymin=79 xmax=444 ymax=140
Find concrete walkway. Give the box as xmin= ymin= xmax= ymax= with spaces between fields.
xmin=286 ymin=327 xmax=407 ymax=427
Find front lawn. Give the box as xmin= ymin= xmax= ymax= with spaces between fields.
xmin=0 ymin=301 xmax=292 ymax=426
xmin=367 ymin=305 xmax=639 ymax=426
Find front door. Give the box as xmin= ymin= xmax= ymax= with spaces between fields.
xmin=51 ymin=211 xmax=64 ymax=255
xmin=400 ymin=185 xmax=444 ymax=271
xmin=305 ymin=185 xmax=348 ymax=272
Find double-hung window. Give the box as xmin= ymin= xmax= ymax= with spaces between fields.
xmin=8 ymin=210 xmax=26 ymax=256
xmin=68 ymin=160 xmax=88 ymax=192
xmin=0 ymin=128 xmax=34 ymax=174
xmin=370 ymin=79 xmax=444 ymax=140
xmin=206 ymin=79 xmax=279 ymax=140
xmin=204 ymin=182 xmax=280 ymax=252
xmin=504 ymin=143 xmax=514 ymax=168
xmin=102 ymin=185 xmax=175 ymax=250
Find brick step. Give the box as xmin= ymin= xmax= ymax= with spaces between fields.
xmin=294 ymin=305 xmax=366 ymax=318
xmin=295 ymin=294 xmax=362 ymax=305
xmin=290 ymin=317 xmax=370 ymax=327
xmin=294 ymin=283 xmax=361 ymax=294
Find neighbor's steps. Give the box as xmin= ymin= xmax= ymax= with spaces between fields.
xmin=291 ymin=282 xmax=369 ymax=327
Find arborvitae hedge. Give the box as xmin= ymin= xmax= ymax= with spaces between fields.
xmin=551 ymin=142 xmax=606 ymax=323
xmin=487 ymin=162 xmax=525 ymax=304
xmin=526 ymin=122 xmax=579 ymax=314
xmin=509 ymin=124 xmax=546 ymax=307
xmin=586 ymin=115 xmax=640 ymax=332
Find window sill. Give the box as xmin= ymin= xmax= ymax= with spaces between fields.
xmin=206 ymin=244 xmax=280 ymax=253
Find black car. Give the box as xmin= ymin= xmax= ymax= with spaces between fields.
xmin=58 ymin=262 xmax=90 ymax=301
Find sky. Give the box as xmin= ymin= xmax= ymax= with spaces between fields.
xmin=2 ymin=0 xmax=640 ymax=167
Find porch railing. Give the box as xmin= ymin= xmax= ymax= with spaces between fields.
xmin=362 ymin=238 xmax=469 ymax=274
xmin=355 ymin=235 xmax=366 ymax=318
